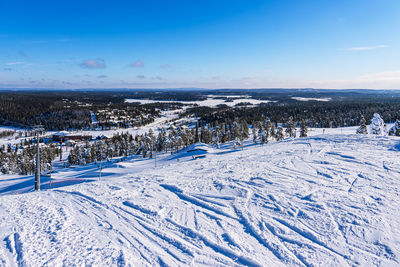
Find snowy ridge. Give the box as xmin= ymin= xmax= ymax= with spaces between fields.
xmin=1 ymin=134 xmax=400 ymax=266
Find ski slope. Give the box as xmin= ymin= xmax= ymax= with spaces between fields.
xmin=1 ymin=134 xmax=400 ymax=266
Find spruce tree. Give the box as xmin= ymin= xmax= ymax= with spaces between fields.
xmin=300 ymin=119 xmax=308 ymax=137
xmin=285 ymin=116 xmax=296 ymax=137
xmin=195 ymin=122 xmax=200 ymax=143
xmin=356 ymin=116 xmax=368 ymax=134
xmin=252 ymin=122 xmax=258 ymax=143
xmin=270 ymin=123 xmax=276 ymax=140
xmin=370 ymin=113 xmax=385 ymax=135
xmin=388 ymin=119 xmax=400 ymax=136
xmin=276 ymin=127 xmax=284 ymax=141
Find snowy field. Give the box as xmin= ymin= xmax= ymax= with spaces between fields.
xmin=291 ymin=97 xmax=331 ymax=102
xmin=1 ymin=132 xmax=400 ymax=266
xmin=125 ymin=96 xmax=274 ymax=107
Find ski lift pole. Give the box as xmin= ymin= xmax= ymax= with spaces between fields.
xmin=35 ymin=131 xmax=40 ymax=190
xmin=59 ymin=138 xmax=63 ymax=161
xmin=34 ymin=125 xmax=44 ymax=191
xmin=154 ymin=140 xmax=157 ymax=168
xmin=99 ymin=158 xmax=102 ymax=180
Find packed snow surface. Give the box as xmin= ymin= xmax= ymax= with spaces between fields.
xmin=1 ymin=134 xmax=400 ymax=266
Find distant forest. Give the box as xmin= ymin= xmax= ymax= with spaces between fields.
xmin=1 ymin=89 xmax=400 ymax=130
xmin=0 ymin=91 xmax=181 ymax=130
xmin=188 ymin=100 xmax=400 ymax=128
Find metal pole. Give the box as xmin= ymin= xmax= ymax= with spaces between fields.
xmin=99 ymin=159 xmax=102 ymax=180
xmin=35 ymin=132 xmax=40 ymax=191
xmin=60 ymin=140 xmax=62 ymax=161
xmin=154 ymin=141 xmax=157 ymax=168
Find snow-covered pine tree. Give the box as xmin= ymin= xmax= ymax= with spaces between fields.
xmin=241 ymin=120 xmax=249 ymax=139
xmin=276 ymin=126 xmax=284 ymax=141
xmin=263 ymin=120 xmax=271 ymax=143
xmin=212 ymin=126 xmax=221 ymax=148
xmin=252 ymin=122 xmax=258 ymax=143
xmin=285 ymin=116 xmax=296 ymax=137
xmin=356 ymin=116 xmax=368 ymax=134
xmin=200 ymin=125 xmax=206 ymax=143
xmin=370 ymin=113 xmax=385 ymax=135
xmin=388 ymin=119 xmax=400 ymax=136
xmin=233 ymin=121 xmax=242 ymax=142
xmin=0 ymin=157 xmax=10 ymax=174
xmin=270 ymin=123 xmax=276 ymax=140
xmin=195 ymin=122 xmax=200 ymax=143
xmin=300 ymin=119 xmax=308 ymax=137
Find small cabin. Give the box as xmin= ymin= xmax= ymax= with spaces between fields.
xmin=52 ymin=132 xmax=93 ymax=142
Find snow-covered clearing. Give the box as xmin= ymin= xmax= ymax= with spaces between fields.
xmin=1 ymin=134 xmax=400 ymax=266
xmin=291 ymin=97 xmax=331 ymax=102
xmin=125 ymin=97 xmax=273 ymax=107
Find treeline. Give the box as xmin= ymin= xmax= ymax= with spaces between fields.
xmin=0 ymin=92 xmax=177 ymax=131
xmin=67 ymin=117 xmax=309 ymax=166
xmin=0 ymin=92 xmax=92 ymax=130
xmin=0 ymin=130 xmax=16 ymax=139
xmin=186 ymin=100 xmax=400 ymax=128
xmin=0 ymin=143 xmax=59 ymax=175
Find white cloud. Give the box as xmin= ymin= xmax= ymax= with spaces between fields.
xmin=345 ymin=45 xmax=389 ymax=51
xmin=21 ymin=40 xmax=47 ymax=44
xmin=304 ymin=70 xmax=400 ymax=89
xmin=130 ymin=60 xmax=144 ymax=68
xmin=56 ymin=38 xmax=72 ymax=43
xmin=6 ymin=62 xmax=24 ymax=65
xmin=357 ymin=70 xmax=400 ymax=82
xmin=79 ymin=59 xmax=106 ymax=69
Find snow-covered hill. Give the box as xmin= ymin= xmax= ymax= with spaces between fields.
xmin=1 ymin=134 xmax=400 ymax=266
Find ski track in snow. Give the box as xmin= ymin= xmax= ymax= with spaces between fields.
xmin=1 ymin=134 xmax=400 ymax=266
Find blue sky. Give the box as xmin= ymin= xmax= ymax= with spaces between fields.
xmin=0 ymin=0 xmax=399 ymax=89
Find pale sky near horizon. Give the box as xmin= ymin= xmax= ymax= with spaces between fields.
xmin=0 ymin=0 xmax=399 ymax=89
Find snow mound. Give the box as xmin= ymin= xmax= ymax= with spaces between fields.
xmin=170 ymin=142 xmax=211 ymax=160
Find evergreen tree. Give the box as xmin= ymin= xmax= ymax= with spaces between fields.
xmin=252 ymin=122 xmax=258 ymax=143
xmin=285 ymin=116 xmax=296 ymax=138
xmin=270 ymin=123 xmax=276 ymax=140
xmin=276 ymin=126 xmax=284 ymax=141
xmin=233 ymin=121 xmax=242 ymax=142
xmin=388 ymin=119 xmax=400 ymax=136
xmin=370 ymin=113 xmax=385 ymax=135
xmin=356 ymin=116 xmax=368 ymax=134
xmin=200 ymin=125 xmax=206 ymax=143
xmin=195 ymin=122 xmax=200 ymax=143
xmin=265 ymin=120 xmax=271 ymax=136
xmin=300 ymin=119 xmax=308 ymax=137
